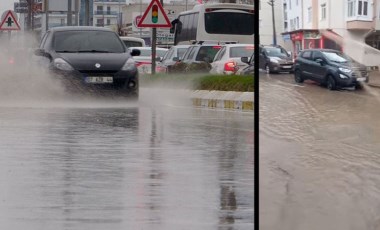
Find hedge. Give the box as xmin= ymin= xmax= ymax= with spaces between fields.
xmin=139 ymin=73 xmax=254 ymax=92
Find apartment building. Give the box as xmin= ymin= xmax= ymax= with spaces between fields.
xmin=93 ymin=0 xmax=124 ymax=28
xmin=283 ymin=0 xmax=380 ymax=66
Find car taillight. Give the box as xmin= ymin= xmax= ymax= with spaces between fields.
xmin=224 ymin=61 xmax=237 ymax=72
xmin=156 ymin=66 xmax=166 ymax=73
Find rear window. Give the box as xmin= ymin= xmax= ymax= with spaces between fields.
xmin=301 ymin=51 xmax=312 ymax=59
xmin=230 ymin=46 xmax=254 ymax=58
xmin=205 ymin=12 xmax=254 ymax=35
xmin=53 ymin=30 xmax=125 ymax=53
xmin=195 ymin=46 xmax=222 ymax=61
xmin=138 ymin=49 xmax=167 ymax=57
xmin=123 ymin=40 xmax=143 ymax=48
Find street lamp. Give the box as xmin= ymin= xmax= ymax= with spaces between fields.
xmin=268 ymin=0 xmax=277 ymax=45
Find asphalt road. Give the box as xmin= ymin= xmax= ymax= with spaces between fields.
xmin=0 ymin=87 xmax=254 ymax=230
xmin=260 ymin=72 xmax=380 ymax=230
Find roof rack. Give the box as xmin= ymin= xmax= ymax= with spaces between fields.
xmin=190 ymin=40 xmax=239 ymax=45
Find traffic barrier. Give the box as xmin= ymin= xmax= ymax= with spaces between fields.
xmin=190 ymin=90 xmax=254 ymax=111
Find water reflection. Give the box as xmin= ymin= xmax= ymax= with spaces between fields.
xmin=0 ymin=105 xmax=253 ymax=229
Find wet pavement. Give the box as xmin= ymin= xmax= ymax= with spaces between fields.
xmin=0 ymin=88 xmax=254 ymax=230
xmin=260 ymin=72 xmax=380 ymax=230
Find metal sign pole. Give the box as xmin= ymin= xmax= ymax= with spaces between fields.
xmin=151 ymin=28 xmax=157 ymax=75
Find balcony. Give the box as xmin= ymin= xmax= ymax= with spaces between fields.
xmin=347 ymin=20 xmax=374 ymax=30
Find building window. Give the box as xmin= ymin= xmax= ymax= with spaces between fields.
xmin=60 ymin=18 xmax=65 ymax=26
xmin=107 ymin=18 xmax=111 ymax=25
xmin=358 ymin=0 xmax=368 ymax=16
xmin=296 ymin=16 xmax=299 ymax=29
xmin=321 ymin=3 xmax=326 ymax=20
xmin=289 ymin=0 xmax=292 ymax=10
xmin=348 ymin=0 xmax=355 ymax=17
xmin=308 ymin=7 xmax=312 ymax=23
xmin=296 ymin=0 xmax=298 ymax=6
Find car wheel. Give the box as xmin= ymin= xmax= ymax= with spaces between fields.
xmin=294 ymin=70 xmax=304 ymax=83
xmin=326 ymin=75 xmax=337 ymax=90
xmin=355 ymin=83 xmax=363 ymax=90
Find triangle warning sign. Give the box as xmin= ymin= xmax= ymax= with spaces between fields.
xmin=137 ymin=0 xmax=171 ymax=28
xmin=0 ymin=10 xmax=21 ymax=30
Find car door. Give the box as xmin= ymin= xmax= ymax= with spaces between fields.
xmin=310 ymin=51 xmax=328 ymax=82
xmin=297 ymin=50 xmax=314 ymax=78
xmin=259 ymin=47 xmax=266 ymax=69
xmin=210 ymin=46 xmax=226 ymax=74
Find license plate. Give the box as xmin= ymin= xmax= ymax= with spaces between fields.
xmin=85 ymin=76 xmax=113 ymax=84
xmin=282 ymin=65 xmax=292 ymax=69
xmin=357 ymin=77 xmax=366 ymax=82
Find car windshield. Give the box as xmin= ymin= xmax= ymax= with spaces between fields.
xmin=195 ymin=46 xmax=222 ymax=61
xmin=177 ymin=48 xmax=188 ymax=59
xmin=53 ymin=30 xmax=125 ymax=53
xmin=230 ymin=46 xmax=254 ymax=58
xmin=264 ymin=47 xmax=289 ymax=58
xmin=322 ymin=51 xmax=351 ymax=63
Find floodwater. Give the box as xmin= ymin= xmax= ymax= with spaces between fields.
xmin=0 ymin=87 xmax=254 ymax=230
xmin=260 ymin=73 xmax=380 ymax=230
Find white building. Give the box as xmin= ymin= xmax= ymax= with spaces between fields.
xmin=259 ymin=0 xmax=285 ymax=46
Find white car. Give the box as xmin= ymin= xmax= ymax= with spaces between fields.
xmin=210 ymin=44 xmax=254 ymax=75
xmin=128 ymin=47 xmax=168 ymax=74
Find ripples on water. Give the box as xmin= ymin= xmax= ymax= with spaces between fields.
xmin=260 ymin=75 xmax=380 ymax=230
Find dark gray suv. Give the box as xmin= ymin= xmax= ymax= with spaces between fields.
xmin=294 ymin=49 xmax=369 ymax=90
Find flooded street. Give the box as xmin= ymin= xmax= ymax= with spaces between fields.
xmin=0 ymin=88 xmax=253 ymax=230
xmin=260 ymin=72 xmax=380 ymax=229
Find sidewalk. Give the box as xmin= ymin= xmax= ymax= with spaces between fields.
xmin=368 ymin=70 xmax=380 ymax=88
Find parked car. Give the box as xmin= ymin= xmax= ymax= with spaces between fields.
xmin=294 ymin=49 xmax=369 ymax=90
xmin=33 ymin=26 xmax=141 ymax=98
xmin=171 ymin=44 xmax=222 ymax=73
xmin=128 ymin=47 xmax=168 ymax=74
xmin=210 ymin=44 xmax=254 ymax=74
xmin=156 ymin=44 xmax=190 ymax=73
xmin=239 ymin=51 xmax=254 ymax=75
xmin=119 ymin=36 xmax=146 ymax=48
xmin=259 ymin=44 xmax=294 ymax=73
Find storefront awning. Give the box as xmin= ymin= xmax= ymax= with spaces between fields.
xmin=320 ymin=30 xmax=344 ymax=46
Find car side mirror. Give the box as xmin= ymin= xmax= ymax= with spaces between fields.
xmin=241 ymin=56 xmax=249 ymax=64
xmin=172 ymin=57 xmax=179 ymax=62
xmin=155 ymin=56 xmax=162 ymax=61
xmin=130 ymin=49 xmax=141 ymax=56
xmin=34 ymin=48 xmax=50 ymax=58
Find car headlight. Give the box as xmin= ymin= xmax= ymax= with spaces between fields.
xmin=121 ymin=58 xmax=136 ymax=71
xmin=269 ymin=58 xmax=279 ymax=64
xmin=338 ymin=67 xmax=351 ymax=74
xmin=53 ymin=58 xmax=74 ymax=71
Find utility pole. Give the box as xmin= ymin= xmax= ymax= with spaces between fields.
xmin=85 ymin=0 xmax=90 ymax=26
xmin=268 ymin=0 xmax=277 ymax=45
xmin=67 ymin=0 xmax=72 ymax=26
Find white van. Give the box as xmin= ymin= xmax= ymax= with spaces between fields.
xmin=119 ymin=36 xmax=146 ymax=48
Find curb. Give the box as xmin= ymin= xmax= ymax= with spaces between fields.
xmin=190 ymin=90 xmax=254 ymax=111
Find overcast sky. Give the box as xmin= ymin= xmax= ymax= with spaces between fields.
xmin=0 ymin=0 xmax=16 ymax=17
